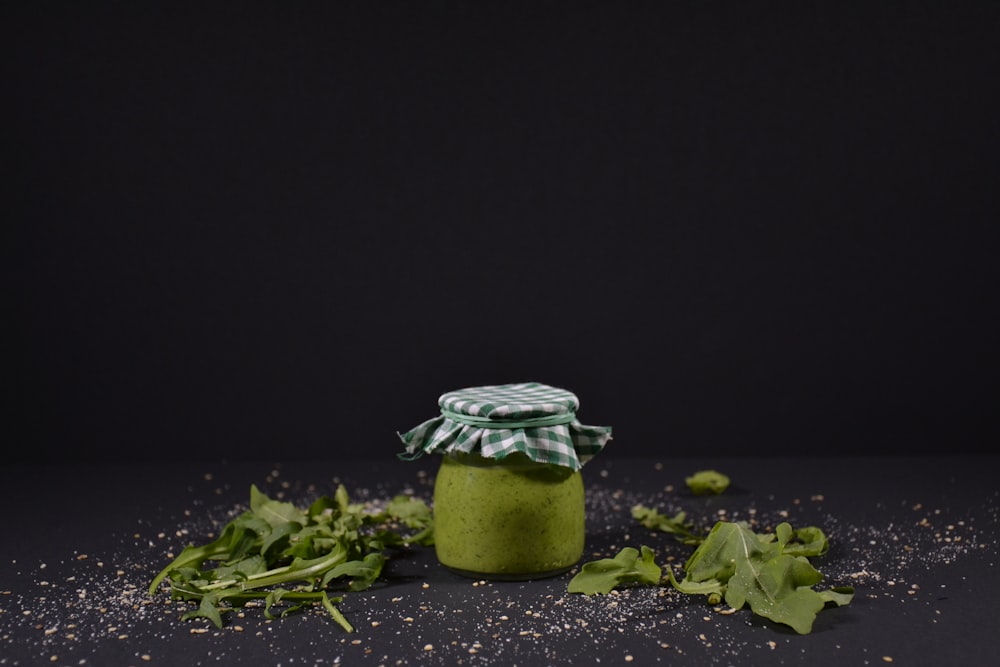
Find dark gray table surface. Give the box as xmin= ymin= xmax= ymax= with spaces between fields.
xmin=1 ymin=455 xmax=996 ymax=666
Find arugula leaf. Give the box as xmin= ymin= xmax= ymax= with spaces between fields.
xmin=384 ymin=494 xmax=434 ymax=530
xmin=819 ymin=587 xmax=856 ymax=607
xmin=631 ymin=505 xmax=705 ymax=546
xmin=664 ymin=567 xmax=724 ymax=601
xmin=149 ymin=484 xmax=433 ymax=631
xmin=251 ymin=485 xmax=306 ymax=527
xmin=181 ymin=591 xmax=228 ymax=628
xmin=672 ymin=521 xmax=853 ymax=634
xmin=265 ymin=588 xmax=309 ymax=620
xmin=725 ymin=552 xmax=826 ymax=634
xmin=685 ymin=470 xmax=731 ymax=495
xmin=321 ymin=591 xmax=354 ymax=632
xmin=682 ymin=521 xmax=771 ymax=584
xmin=567 ymin=546 xmax=661 ymax=595
xmin=370 ymin=495 xmax=435 ymax=547
xmin=570 ymin=519 xmax=854 ymax=635
xmin=321 ymin=552 xmax=386 ymax=591
xmin=777 ymin=523 xmax=829 ymax=557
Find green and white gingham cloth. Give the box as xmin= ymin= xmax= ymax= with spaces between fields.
xmin=397 ymin=382 xmax=612 ymax=470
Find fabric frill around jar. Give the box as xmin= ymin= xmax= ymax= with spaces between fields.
xmin=397 ymin=382 xmax=612 ymax=470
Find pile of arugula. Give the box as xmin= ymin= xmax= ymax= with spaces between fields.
xmin=148 ymin=484 xmax=433 ymax=632
xmin=568 ymin=481 xmax=854 ymax=634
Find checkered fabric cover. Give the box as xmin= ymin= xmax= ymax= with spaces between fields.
xmin=397 ymin=382 xmax=612 ymax=470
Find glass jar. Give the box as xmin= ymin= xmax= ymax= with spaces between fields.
xmin=397 ymin=382 xmax=612 ymax=581
xmin=432 ymin=451 xmax=585 ymax=580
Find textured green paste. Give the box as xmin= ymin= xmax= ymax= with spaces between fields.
xmin=432 ymin=451 xmax=585 ymax=579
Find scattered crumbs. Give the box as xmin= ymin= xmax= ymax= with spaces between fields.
xmin=3 ymin=466 xmax=995 ymax=666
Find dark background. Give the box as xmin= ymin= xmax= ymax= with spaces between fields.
xmin=6 ymin=1 xmax=998 ymax=464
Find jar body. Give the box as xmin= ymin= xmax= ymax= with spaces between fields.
xmin=432 ymin=451 xmax=585 ymax=580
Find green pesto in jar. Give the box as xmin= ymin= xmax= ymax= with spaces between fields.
xmin=433 ymin=451 xmax=585 ymax=580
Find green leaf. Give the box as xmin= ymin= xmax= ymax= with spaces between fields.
xmin=683 ymin=521 xmax=776 ymax=584
xmin=384 ymin=494 xmax=433 ymax=529
xmin=264 ymin=588 xmax=312 ymax=619
xmin=669 ymin=521 xmax=849 ymax=634
xmin=372 ymin=495 xmax=435 ymax=546
xmin=321 ymin=591 xmax=354 ymax=633
xmin=148 ymin=519 xmax=258 ymax=596
xmin=251 ymin=484 xmax=306 ymax=528
xmin=334 ymin=484 xmax=350 ymax=515
xmin=665 ymin=567 xmax=725 ymax=599
xmin=306 ymin=494 xmax=340 ymax=520
xmin=819 ymin=586 xmax=855 ymax=607
xmin=209 ymin=554 xmax=268 ymax=582
xmin=631 ymin=505 xmax=704 ymax=545
xmin=181 ymin=592 xmax=228 ymax=629
xmin=259 ymin=520 xmax=303 ymax=558
xmin=568 ymin=546 xmax=661 ymax=595
xmin=779 ymin=524 xmax=830 ymax=558
xmin=685 ymin=470 xmax=731 ymax=495
xmin=725 ymin=553 xmax=825 ymax=634
xmin=320 ymin=552 xmax=385 ymax=591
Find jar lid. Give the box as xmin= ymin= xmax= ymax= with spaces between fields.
xmin=397 ymin=382 xmax=612 ymax=470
